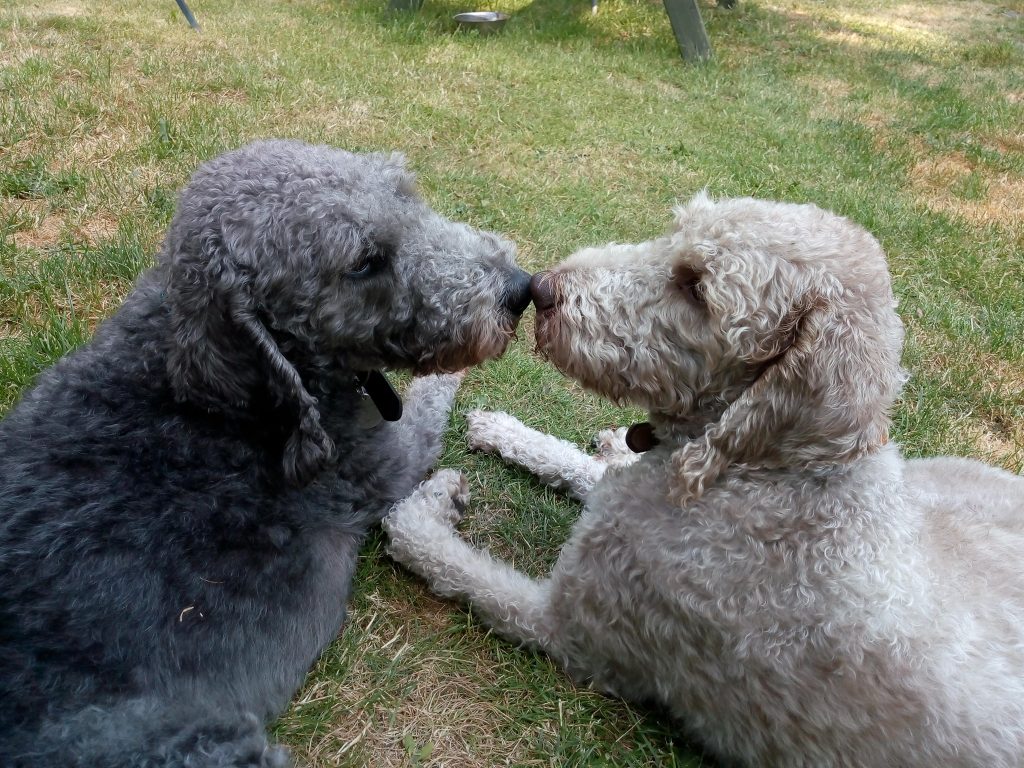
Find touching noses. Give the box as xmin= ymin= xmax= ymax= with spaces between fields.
xmin=503 ymin=270 xmax=558 ymax=315
xmin=504 ymin=269 xmax=534 ymax=316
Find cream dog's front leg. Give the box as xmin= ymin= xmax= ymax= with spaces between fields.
xmin=465 ymin=410 xmax=629 ymax=501
xmin=383 ymin=470 xmax=555 ymax=649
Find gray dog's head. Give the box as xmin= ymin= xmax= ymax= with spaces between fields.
xmin=160 ymin=140 xmax=530 ymax=482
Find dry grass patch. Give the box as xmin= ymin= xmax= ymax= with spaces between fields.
xmin=982 ymin=130 xmax=1024 ymax=156
xmin=802 ymin=74 xmax=857 ymax=122
xmin=0 ymin=39 xmax=45 ymax=68
xmin=11 ymin=0 xmax=87 ymax=20
xmin=2 ymin=195 xmax=120 ymax=251
xmin=821 ymin=0 xmax=1019 ymax=51
xmin=838 ymin=1 xmax=1009 ymax=42
xmin=910 ymin=150 xmax=1024 ymax=228
xmin=77 ymin=211 xmax=119 ymax=243
xmin=7 ymin=210 xmax=119 ymax=250
xmin=285 ymin=587 xmax=555 ymax=768
xmin=952 ymin=174 xmax=1024 ymax=227
xmin=968 ymin=420 xmax=1023 ymax=469
xmin=0 ymin=321 xmax=24 ymax=341
xmin=905 ymin=320 xmax=1024 ymax=470
xmin=56 ymin=126 xmax=138 ymax=170
xmin=12 ymin=212 xmax=65 ymax=250
xmin=802 ymin=74 xmax=852 ymax=102
xmin=771 ymin=0 xmax=1023 ymax=69
xmin=311 ymin=100 xmax=390 ymax=140
xmin=2 ymin=198 xmax=50 ymax=226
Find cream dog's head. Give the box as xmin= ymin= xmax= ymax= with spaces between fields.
xmin=532 ymin=192 xmax=906 ymax=503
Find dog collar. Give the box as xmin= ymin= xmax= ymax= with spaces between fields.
xmin=626 ymin=422 xmax=659 ymax=453
xmin=355 ymin=370 xmax=403 ymax=428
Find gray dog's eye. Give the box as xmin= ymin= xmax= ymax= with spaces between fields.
xmin=673 ymin=264 xmax=707 ymax=308
xmin=346 ymin=244 xmax=390 ymax=279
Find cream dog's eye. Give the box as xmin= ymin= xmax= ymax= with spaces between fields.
xmin=673 ymin=265 xmax=707 ymax=307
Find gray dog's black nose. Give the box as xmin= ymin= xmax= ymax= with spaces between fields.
xmin=505 ymin=269 xmax=533 ymax=316
xmin=530 ymin=271 xmax=557 ymax=312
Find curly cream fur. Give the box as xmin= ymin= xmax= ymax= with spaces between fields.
xmin=385 ymin=193 xmax=1024 ymax=768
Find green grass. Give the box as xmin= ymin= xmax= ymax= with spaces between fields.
xmin=2 ymin=0 xmax=1023 ymax=764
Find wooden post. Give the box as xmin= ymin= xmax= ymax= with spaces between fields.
xmin=662 ymin=0 xmax=712 ymax=62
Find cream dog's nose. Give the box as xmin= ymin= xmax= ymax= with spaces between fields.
xmin=530 ymin=271 xmax=557 ymax=312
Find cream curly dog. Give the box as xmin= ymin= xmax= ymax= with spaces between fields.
xmin=384 ymin=193 xmax=1024 ymax=767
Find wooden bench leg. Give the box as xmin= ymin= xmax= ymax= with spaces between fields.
xmin=662 ymin=0 xmax=712 ymax=62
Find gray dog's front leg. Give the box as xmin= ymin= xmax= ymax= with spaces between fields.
xmin=389 ymin=373 xmax=463 ymax=485
xmin=384 ymin=470 xmax=556 ymax=650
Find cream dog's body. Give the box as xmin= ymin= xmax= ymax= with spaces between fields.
xmin=386 ymin=194 xmax=1024 ymax=767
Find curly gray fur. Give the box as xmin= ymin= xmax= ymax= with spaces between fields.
xmin=0 ymin=139 xmax=530 ymax=767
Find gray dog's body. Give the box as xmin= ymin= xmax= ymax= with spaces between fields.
xmin=386 ymin=194 xmax=1024 ymax=767
xmin=0 ymin=140 xmax=530 ymax=767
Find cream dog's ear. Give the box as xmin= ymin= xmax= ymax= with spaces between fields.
xmin=668 ymin=286 xmax=901 ymax=506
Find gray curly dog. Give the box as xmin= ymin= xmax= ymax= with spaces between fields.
xmin=386 ymin=192 xmax=1024 ymax=768
xmin=0 ymin=139 xmax=531 ymax=767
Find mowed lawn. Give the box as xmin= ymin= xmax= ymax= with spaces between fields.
xmin=1 ymin=0 xmax=1022 ymax=764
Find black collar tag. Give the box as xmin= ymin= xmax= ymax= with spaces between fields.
xmin=361 ymin=370 xmax=403 ymax=422
xmin=625 ymin=422 xmax=659 ymax=453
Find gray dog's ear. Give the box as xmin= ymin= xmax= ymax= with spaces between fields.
xmin=669 ymin=290 xmax=900 ymax=505
xmin=376 ymin=151 xmax=418 ymax=198
xmin=165 ymin=231 xmax=255 ymax=410
xmin=165 ymin=230 xmax=335 ymax=486
xmin=230 ymin=300 xmax=336 ymax=486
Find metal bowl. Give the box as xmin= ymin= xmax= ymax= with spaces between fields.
xmin=453 ymin=11 xmax=509 ymax=34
